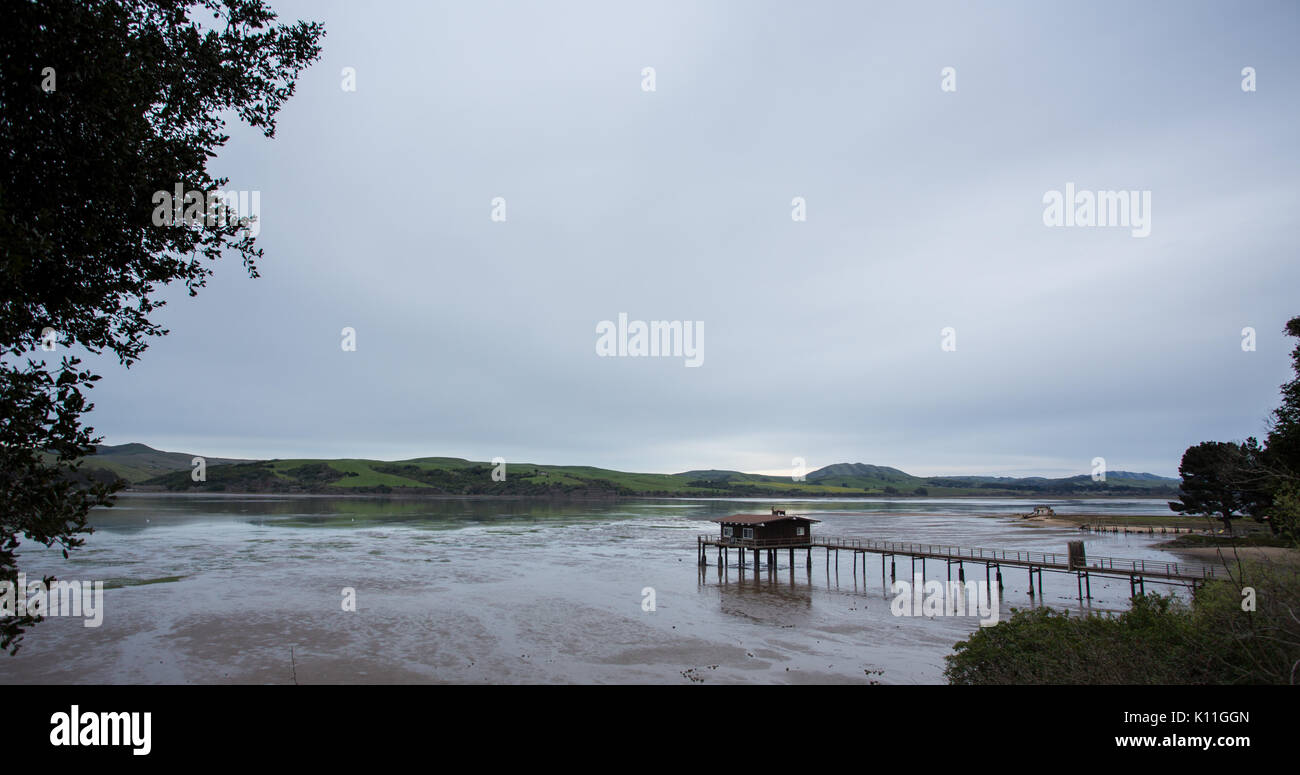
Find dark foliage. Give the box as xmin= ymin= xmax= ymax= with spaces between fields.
xmin=0 ymin=0 xmax=323 ymax=653
xmin=1169 ymin=440 xmax=1270 ymax=532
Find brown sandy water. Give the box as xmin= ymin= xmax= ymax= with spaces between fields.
xmin=0 ymin=495 xmax=1200 ymax=684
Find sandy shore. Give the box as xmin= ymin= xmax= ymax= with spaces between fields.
xmin=1014 ymin=514 xmax=1191 ymax=529
xmin=1166 ymin=546 xmax=1300 ymax=565
xmin=1016 ymin=517 xmax=1084 ymax=529
xmin=1012 ymin=512 xmax=1227 ymax=530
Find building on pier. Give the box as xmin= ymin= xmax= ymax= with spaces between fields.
xmin=711 ymin=508 xmax=819 ymax=546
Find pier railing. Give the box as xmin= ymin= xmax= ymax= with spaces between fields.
xmin=811 ymin=536 xmax=1226 ymax=580
xmin=813 ymin=536 xmax=1071 ymax=566
xmin=702 ymin=534 xmax=1227 ymax=581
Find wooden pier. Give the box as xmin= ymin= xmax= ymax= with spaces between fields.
xmin=696 ymin=533 xmax=1226 ymax=601
xmin=1079 ymin=522 xmax=1200 ymax=535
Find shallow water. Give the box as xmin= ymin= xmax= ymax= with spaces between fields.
xmin=0 ymin=495 xmax=1199 ymax=684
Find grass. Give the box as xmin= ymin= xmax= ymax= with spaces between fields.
xmin=1156 ymin=533 xmax=1293 ymax=548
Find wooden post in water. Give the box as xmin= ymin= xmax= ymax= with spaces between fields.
xmin=1028 ymin=565 xmax=1035 ymax=597
xmin=1067 ymin=540 xmax=1086 ymax=571
xmin=1069 ymin=549 xmax=1085 ymax=598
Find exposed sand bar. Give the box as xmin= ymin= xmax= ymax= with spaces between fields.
xmin=1016 ymin=513 xmax=1223 ymax=530
xmin=1165 ymin=546 xmax=1300 ymax=565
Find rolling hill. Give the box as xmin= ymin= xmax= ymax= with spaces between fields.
xmin=75 ymin=443 xmax=251 ymax=483
xmin=82 ymin=445 xmax=1181 ymax=498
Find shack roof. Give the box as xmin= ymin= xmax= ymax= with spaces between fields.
xmin=711 ymin=513 xmax=820 ymax=525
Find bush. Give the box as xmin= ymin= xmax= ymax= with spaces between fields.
xmin=945 ymin=561 xmax=1300 ymax=684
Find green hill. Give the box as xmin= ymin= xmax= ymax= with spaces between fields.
xmin=805 ymin=462 xmax=920 ymax=489
xmin=101 ymin=446 xmax=1180 ymax=498
xmin=68 ymin=443 xmax=251 ymax=484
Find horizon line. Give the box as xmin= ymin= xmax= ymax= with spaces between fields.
xmin=97 ymin=440 xmax=1179 ymax=481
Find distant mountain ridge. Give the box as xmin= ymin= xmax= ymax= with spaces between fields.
xmin=83 ymin=443 xmax=251 ymax=483
xmin=82 ymin=444 xmax=1179 ymax=497
xmin=806 ymin=462 xmax=914 ymax=482
xmin=929 ymin=471 xmax=1175 ymax=483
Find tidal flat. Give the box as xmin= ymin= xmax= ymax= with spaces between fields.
xmin=0 ymin=495 xmax=1199 ymax=684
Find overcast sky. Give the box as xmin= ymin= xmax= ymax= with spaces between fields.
xmin=85 ymin=0 xmax=1300 ymax=477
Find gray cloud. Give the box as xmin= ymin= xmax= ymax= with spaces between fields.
xmin=86 ymin=0 xmax=1300 ymax=477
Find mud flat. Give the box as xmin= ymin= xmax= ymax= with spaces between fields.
xmin=1165 ymin=545 xmax=1300 ymax=566
xmin=1015 ymin=513 xmax=1218 ymax=531
xmin=0 ymin=494 xmax=1197 ymax=685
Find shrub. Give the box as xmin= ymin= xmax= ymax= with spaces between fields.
xmin=945 ymin=561 xmax=1300 ymax=684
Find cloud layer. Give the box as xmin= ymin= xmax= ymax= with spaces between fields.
xmin=86 ymin=0 xmax=1300 ymax=477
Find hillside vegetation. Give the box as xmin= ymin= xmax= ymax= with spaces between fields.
xmin=84 ymin=444 xmax=1180 ymax=497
